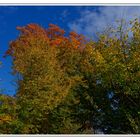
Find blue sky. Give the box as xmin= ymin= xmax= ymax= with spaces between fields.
xmin=0 ymin=6 xmax=140 ymax=96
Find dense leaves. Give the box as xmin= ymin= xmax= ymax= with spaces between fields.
xmin=0 ymin=19 xmax=140 ymax=134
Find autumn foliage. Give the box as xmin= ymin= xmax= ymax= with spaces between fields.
xmin=0 ymin=19 xmax=140 ymax=134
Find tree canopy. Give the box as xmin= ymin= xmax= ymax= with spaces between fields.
xmin=0 ymin=19 xmax=140 ymax=134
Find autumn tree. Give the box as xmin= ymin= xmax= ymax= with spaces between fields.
xmin=6 ymin=23 xmax=86 ymax=134
xmin=3 ymin=19 xmax=140 ymax=134
xmin=76 ymin=19 xmax=140 ymax=133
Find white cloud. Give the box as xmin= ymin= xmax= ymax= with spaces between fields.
xmin=68 ymin=6 xmax=140 ymax=38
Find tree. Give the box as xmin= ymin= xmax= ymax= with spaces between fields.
xmin=4 ymin=19 xmax=140 ymax=134
xmin=6 ymin=23 xmax=86 ymax=134
xmin=77 ymin=19 xmax=140 ymax=133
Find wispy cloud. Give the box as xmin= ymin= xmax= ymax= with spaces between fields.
xmin=68 ymin=6 xmax=140 ymax=38
xmin=61 ymin=10 xmax=69 ymax=18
